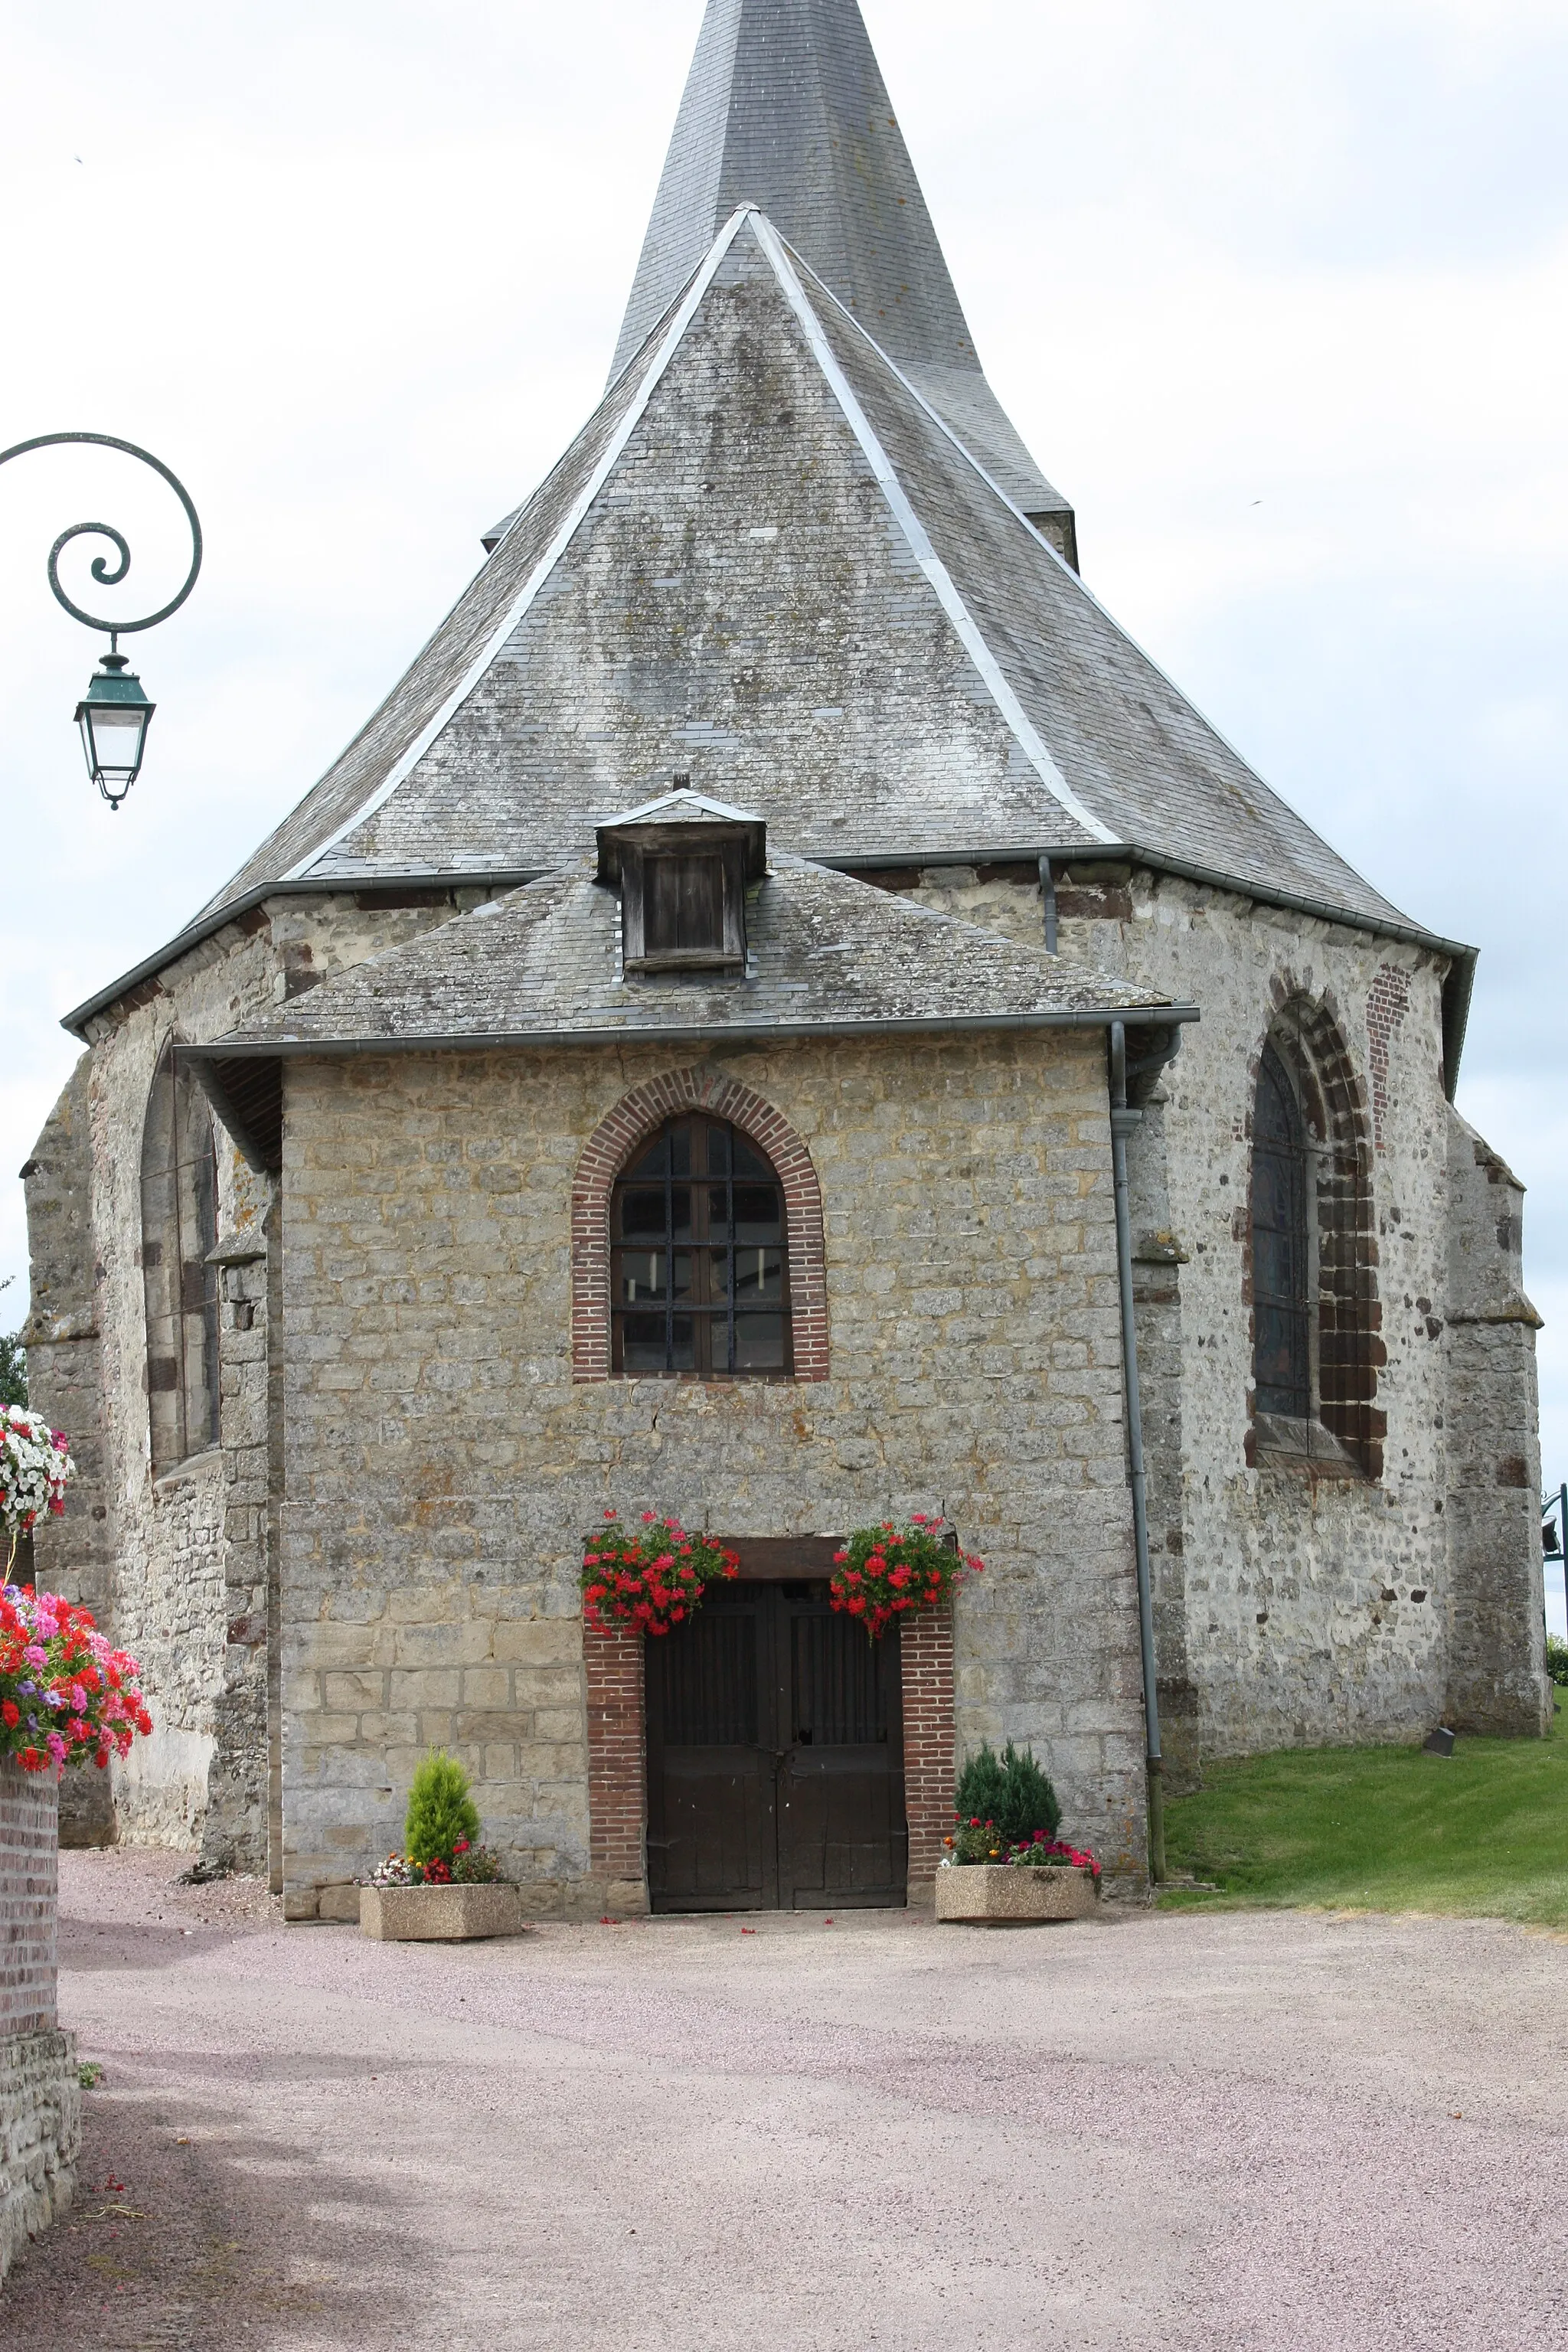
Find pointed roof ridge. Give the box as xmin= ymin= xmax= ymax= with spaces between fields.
xmin=748 ymin=214 xmax=1115 ymax=849
xmin=61 ymin=206 xmax=1465 ymax=1046
xmin=599 ymin=786 xmax=765 ymax=826
xmin=779 ymin=230 xmax=1408 ymax=901
xmin=612 ymin=0 xmax=1072 ymax=522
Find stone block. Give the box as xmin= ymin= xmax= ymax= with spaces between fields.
xmin=393 ymin=1622 xmax=493 ymax=1668
xmin=316 ymin=1883 xmax=362 ymax=1923
xmin=461 ymin=1667 xmax=513 ymax=1709
xmin=359 ymin=1883 xmax=526 ymax=1941
xmin=934 ymin=1864 xmax=1099 ymax=1924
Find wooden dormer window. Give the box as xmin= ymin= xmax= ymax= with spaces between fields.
xmin=596 ymin=790 xmax=766 ymax=975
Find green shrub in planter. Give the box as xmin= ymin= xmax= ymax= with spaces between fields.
xmin=954 ymin=1740 xmax=1060 ymax=1849
xmin=404 ymin=1749 xmax=481 ymax=1872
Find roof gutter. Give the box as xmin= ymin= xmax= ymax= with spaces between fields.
xmin=59 ymin=869 xmax=550 ymax=1040
xmin=66 ymin=841 xmax=1477 ymax=1096
xmin=181 ymin=1004 xmax=1199 ymax=1062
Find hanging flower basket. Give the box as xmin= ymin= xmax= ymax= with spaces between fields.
xmin=580 ymin=1511 xmax=740 ymax=1638
xmin=0 ymin=1585 xmax=153 ymax=1776
xmin=830 ymin=1514 xmax=982 ymax=1638
xmin=1 ymin=1406 xmax=75 ymax=1580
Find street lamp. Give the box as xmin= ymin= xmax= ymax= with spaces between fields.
xmin=0 ymin=429 xmax=202 ymax=809
xmin=75 ymin=649 xmax=155 ymax=808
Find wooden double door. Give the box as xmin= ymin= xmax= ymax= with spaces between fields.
xmin=645 ymin=1579 xmax=907 ymax=1911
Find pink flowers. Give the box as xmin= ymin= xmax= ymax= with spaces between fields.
xmin=0 ymin=1586 xmax=152 ymax=1778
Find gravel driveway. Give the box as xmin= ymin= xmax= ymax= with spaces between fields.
xmin=5 ymin=1850 xmax=1566 ymax=2350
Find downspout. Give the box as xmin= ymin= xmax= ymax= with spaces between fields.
xmin=1109 ymin=1020 xmax=1166 ymax=1883
xmin=1038 ymin=855 xmax=1058 ymax=954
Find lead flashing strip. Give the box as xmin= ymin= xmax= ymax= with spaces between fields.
xmin=749 ymin=214 xmax=1117 ymax=850
xmin=789 ymin=243 xmax=1410 ymax=929
xmin=179 ymin=1004 xmax=1199 ymax=1061
xmin=279 ymin=209 xmax=757 ymax=887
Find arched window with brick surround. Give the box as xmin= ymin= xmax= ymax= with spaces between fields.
xmin=572 ymin=1070 xmax=829 ymax=1383
xmin=612 ymin=1115 xmax=791 ymax=1375
xmin=1246 ymin=993 xmax=1383 ymax=1478
xmin=141 ymin=1038 xmax=222 ymax=1473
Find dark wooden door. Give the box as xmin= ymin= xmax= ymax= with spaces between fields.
xmin=645 ymin=1581 xmax=906 ymax=1912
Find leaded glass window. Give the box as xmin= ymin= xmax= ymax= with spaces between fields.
xmin=1251 ymin=1041 xmax=1312 ymax=1419
xmin=611 ymin=1116 xmax=792 ymax=1377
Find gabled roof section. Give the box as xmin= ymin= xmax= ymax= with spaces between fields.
xmin=771 ymin=231 xmax=1418 ymax=932
xmin=70 ymin=207 xmax=1444 ymax=1040
xmin=202 ymin=858 xmax=1186 ymax=1055
xmin=608 ymin=0 xmax=1072 ymax=524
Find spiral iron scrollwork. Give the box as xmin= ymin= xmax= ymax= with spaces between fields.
xmin=0 ymin=430 xmax=202 ymax=636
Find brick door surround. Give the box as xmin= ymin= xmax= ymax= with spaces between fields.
xmin=583 ymin=1598 xmax=956 ymax=1907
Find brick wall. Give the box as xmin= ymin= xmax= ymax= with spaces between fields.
xmin=1 ymin=1766 xmax=59 ymax=2037
xmin=585 ymin=1626 xmax=648 ymax=1902
xmin=901 ymin=1607 xmax=956 ymax=1891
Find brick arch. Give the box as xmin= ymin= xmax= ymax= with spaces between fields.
xmin=1244 ymin=978 xmax=1385 ymax=1478
xmin=571 ymin=1068 xmax=829 ymax=1382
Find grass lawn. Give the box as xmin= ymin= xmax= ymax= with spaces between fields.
xmin=1160 ymin=1684 xmax=1568 ymax=1927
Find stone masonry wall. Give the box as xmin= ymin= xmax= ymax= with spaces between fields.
xmin=895 ymin=861 xmax=1535 ymax=1759
xmin=1442 ymin=1109 xmax=1550 ymax=1733
xmin=0 ymin=2030 xmax=80 ymax=2287
xmin=0 ymin=1766 xmax=78 ymax=2284
xmin=34 ymin=887 xmax=493 ymax=1864
xmin=19 ymin=1059 xmax=114 ymax=1844
xmin=278 ymin=1032 xmax=1146 ymax=1916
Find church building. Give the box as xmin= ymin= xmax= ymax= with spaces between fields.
xmin=23 ymin=0 xmax=1548 ymax=1916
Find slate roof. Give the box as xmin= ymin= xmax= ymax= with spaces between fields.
xmin=206 ymin=855 xmax=1185 ymax=1054
xmin=66 ymin=2 xmax=1465 ymax=1038
xmin=611 ymin=0 xmax=1069 ymax=528
xmin=168 ymin=210 xmax=1412 ymax=929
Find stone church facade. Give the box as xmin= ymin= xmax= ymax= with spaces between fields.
xmin=21 ymin=0 xmax=1547 ymax=1915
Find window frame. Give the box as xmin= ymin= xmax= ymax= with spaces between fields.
xmin=141 ymin=1040 xmax=222 ymax=1475
xmin=1246 ymin=1001 xmax=1379 ymax=1479
xmin=1250 ymin=1040 xmax=1313 ymax=1421
xmin=609 ymin=1113 xmax=795 ymax=1379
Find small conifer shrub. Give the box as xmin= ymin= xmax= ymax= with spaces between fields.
xmin=403 ymin=1749 xmax=482 ymax=1871
xmin=953 ymin=1740 xmax=1061 ymax=1852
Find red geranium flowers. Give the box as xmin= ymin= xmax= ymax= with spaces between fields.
xmin=580 ymin=1511 xmax=740 ymax=1638
xmin=0 ymin=1586 xmax=152 ymax=1776
xmin=830 ymin=1514 xmax=982 ymax=1640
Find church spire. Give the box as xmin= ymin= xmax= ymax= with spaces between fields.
xmin=612 ymin=0 xmax=1076 ymax=551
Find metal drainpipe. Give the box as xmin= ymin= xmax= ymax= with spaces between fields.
xmin=1038 ymin=854 xmax=1058 ymax=954
xmin=1109 ymin=1020 xmax=1167 ymax=1883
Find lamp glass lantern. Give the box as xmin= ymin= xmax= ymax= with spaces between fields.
xmin=75 ymin=648 xmax=155 ymax=808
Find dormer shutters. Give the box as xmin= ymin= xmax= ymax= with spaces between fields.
xmin=640 ymin=848 xmax=733 ymax=966
xmin=597 ymin=790 xmax=767 ymax=975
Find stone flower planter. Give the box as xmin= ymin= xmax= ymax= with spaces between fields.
xmin=934 ymin=1863 xmax=1099 ymax=1926
xmin=359 ymin=1883 xmax=524 ymax=1942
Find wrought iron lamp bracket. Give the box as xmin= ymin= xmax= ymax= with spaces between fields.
xmin=0 ymin=429 xmax=202 ymax=638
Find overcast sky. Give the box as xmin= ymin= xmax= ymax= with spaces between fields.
xmin=2 ymin=0 xmax=1564 ymax=1622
